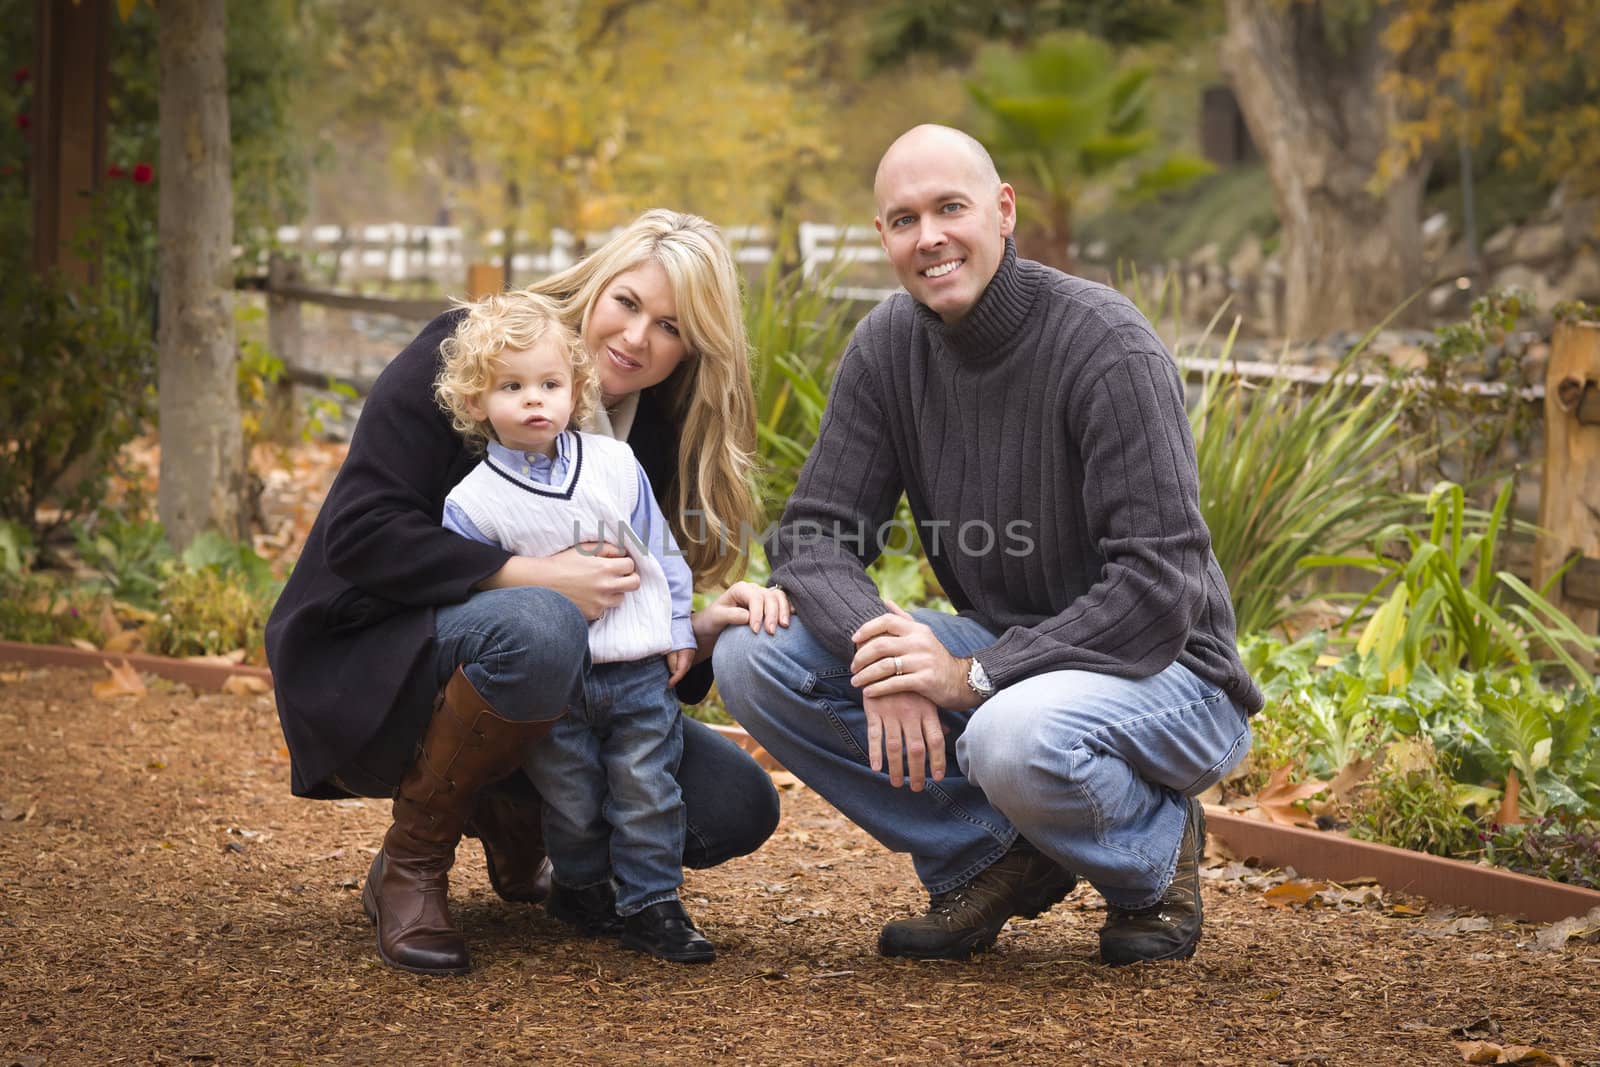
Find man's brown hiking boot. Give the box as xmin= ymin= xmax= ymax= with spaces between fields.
xmin=1098 ymin=797 xmax=1205 ymax=966
xmin=878 ymin=840 xmax=1077 ymax=960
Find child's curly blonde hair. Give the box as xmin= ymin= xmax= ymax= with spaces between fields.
xmin=434 ymin=290 xmax=600 ymax=451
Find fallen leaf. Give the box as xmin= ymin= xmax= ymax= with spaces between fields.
xmin=1250 ymin=764 xmax=1328 ymax=828
xmin=91 ymin=659 xmax=147 ymax=699
xmin=70 ymin=637 xmax=99 ymax=652
xmin=98 ymin=601 xmax=121 ymax=643
xmin=221 ymin=674 xmax=271 ymax=696
xmin=1262 ymin=879 xmax=1329 ymax=908
xmin=1497 ymin=1047 xmax=1568 ymax=1065
xmin=1456 ymin=1041 xmax=1502 ymax=1064
xmin=1387 ymin=903 xmax=1428 ymax=918
xmin=1533 ymin=906 xmax=1600 ymax=951
xmin=1325 ymin=755 xmax=1373 ymax=803
xmin=0 ymin=669 xmax=30 ymax=683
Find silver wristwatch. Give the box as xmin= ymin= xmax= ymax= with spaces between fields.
xmin=965 ymin=657 xmax=996 ymax=701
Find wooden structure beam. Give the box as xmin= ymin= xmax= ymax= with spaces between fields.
xmin=31 ymin=0 xmax=110 ymax=284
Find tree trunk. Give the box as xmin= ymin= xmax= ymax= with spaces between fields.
xmin=1221 ymin=0 xmax=1430 ymax=340
xmin=157 ymin=0 xmax=246 ymax=550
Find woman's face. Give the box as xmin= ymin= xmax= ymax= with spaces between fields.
xmin=584 ymin=259 xmax=690 ymax=403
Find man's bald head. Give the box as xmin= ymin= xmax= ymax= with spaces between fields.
xmin=873 ymin=125 xmax=1001 ymax=212
xmin=870 ymin=124 xmax=1016 ymax=324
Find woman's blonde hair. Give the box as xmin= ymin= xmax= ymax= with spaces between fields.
xmin=434 ymin=290 xmax=600 ymax=452
xmin=527 ymin=209 xmax=759 ymax=588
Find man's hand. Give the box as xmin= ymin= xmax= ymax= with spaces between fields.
xmin=850 ymin=599 xmax=980 ymax=711
xmin=863 ymin=689 xmax=946 ymax=791
xmin=665 ymin=648 xmax=694 ymax=686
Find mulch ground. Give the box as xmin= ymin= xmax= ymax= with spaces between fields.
xmin=3 ymin=666 xmax=1598 ymax=1067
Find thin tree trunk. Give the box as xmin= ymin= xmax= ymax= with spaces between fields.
xmin=1221 ymin=0 xmax=1430 ymax=340
xmin=157 ymin=0 xmax=245 ymax=549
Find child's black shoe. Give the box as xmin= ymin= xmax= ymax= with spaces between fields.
xmin=546 ymin=880 xmax=623 ymax=937
xmin=620 ymin=899 xmax=715 ymax=963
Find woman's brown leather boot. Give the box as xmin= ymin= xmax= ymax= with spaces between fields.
xmin=361 ymin=666 xmax=557 ymax=975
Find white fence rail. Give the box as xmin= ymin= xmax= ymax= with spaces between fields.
xmin=265 ymin=221 xmax=894 ymax=299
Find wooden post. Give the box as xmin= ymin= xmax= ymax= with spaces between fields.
xmin=1533 ymin=319 xmax=1600 ymax=648
xmin=264 ymin=253 xmax=303 ymax=442
xmin=30 ymin=0 xmax=111 ymax=284
xmin=466 ymin=262 xmax=505 ymax=300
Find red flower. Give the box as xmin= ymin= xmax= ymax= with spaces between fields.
xmin=132 ymin=162 xmax=153 ymax=184
xmin=12 ymin=68 xmax=27 ymax=85
xmin=107 ymin=164 xmax=126 ymax=179
xmin=15 ymin=113 xmax=29 ymax=130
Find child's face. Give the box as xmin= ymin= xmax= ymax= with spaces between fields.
xmin=465 ymin=337 xmax=576 ymax=458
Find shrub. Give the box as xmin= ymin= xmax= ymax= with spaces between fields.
xmin=0 ymin=271 xmax=156 ymax=535
xmin=1348 ymin=738 xmax=1480 ymax=858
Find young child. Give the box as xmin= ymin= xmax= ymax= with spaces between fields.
xmin=434 ymin=290 xmax=714 ymax=963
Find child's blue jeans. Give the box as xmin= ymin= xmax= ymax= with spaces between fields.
xmin=522 ymin=656 xmax=686 ymax=916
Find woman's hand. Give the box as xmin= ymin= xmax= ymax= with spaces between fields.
xmin=689 ymin=581 xmax=792 ymax=663
xmin=477 ymin=542 xmax=640 ymax=621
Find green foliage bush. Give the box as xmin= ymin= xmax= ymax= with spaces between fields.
xmin=1348 ymin=738 xmax=1480 ymax=858
xmin=0 ymin=270 xmax=156 ymax=534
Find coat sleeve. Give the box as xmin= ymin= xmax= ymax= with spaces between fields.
xmin=319 ymin=313 xmax=511 ymax=607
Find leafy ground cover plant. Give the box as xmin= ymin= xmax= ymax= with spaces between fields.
xmin=1304 ymin=479 xmax=1599 ymax=688
xmin=1187 ymin=328 xmax=1428 ymax=637
xmin=1240 ymin=633 xmax=1600 ymax=884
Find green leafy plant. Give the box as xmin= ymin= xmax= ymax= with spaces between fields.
xmin=1348 ymin=737 xmax=1481 ymax=858
xmin=72 ymin=509 xmax=172 ymax=609
xmin=743 ymin=230 xmax=858 ymax=520
xmin=0 ymin=269 xmax=157 ymax=535
xmin=144 ymin=532 xmax=281 ymax=661
xmin=1481 ymin=819 xmax=1600 ymax=890
xmin=1189 ymin=332 xmax=1427 ymax=636
xmin=965 ymin=29 xmax=1212 ymax=268
xmin=1306 ymin=480 xmax=1599 ymax=689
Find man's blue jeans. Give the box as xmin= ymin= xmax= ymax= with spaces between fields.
xmin=522 ymin=657 xmax=686 ymax=916
xmin=714 ymin=610 xmax=1251 ymax=910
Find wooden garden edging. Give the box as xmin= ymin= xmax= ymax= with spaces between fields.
xmin=1202 ymin=808 xmax=1600 ymax=923
xmin=0 ymin=639 xmax=271 ymax=692
xmin=5 ymin=639 xmax=1597 ymax=923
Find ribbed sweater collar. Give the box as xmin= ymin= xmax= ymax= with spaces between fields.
xmin=914 ymin=238 xmax=1038 ymax=360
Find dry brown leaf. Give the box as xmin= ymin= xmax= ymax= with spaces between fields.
xmin=69 ymin=637 xmax=100 ymax=652
xmin=0 ymin=669 xmax=30 ymax=684
xmin=1497 ymin=769 xmax=1523 ymax=826
xmin=97 ymin=601 xmax=121 ymax=643
xmin=221 ymin=674 xmax=272 ymax=696
xmin=1262 ymin=880 xmax=1329 ymax=908
xmin=91 ymin=659 xmax=147 ymax=699
xmin=1325 ymin=755 xmax=1373 ymax=803
xmin=1251 ymin=764 xmax=1328 ymax=828
xmin=1456 ymin=1041 xmax=1503 ymax=1064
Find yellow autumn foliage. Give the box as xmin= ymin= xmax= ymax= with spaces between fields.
xmin=1378 ymin=0 xmax=1600 ymax=204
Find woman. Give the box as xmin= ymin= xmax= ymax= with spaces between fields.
xmin=265 ymin=210 xmax=785 ymax=975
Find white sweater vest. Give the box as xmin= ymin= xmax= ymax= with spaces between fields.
xmin=445 ymin=432 xmax=674 ymax=663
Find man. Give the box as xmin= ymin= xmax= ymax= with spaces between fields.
xmin=715 ymin=125 xmax=1262 ymax=965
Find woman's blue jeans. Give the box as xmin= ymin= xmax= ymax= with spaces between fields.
xmin=336 ymin=586 xmax=778 ymax=871
xmin=714 ymin=611 xmax=1251 ymax=910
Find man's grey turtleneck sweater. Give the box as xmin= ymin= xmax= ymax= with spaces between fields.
xmin=767 ymin=240 xmax=1263 ymax=715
